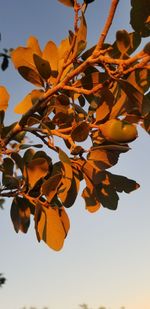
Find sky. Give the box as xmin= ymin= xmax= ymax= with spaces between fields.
xmin=0 ymin=1 xmax=150 ymax=309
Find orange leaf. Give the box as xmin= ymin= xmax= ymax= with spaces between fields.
xmin=58 ymin=149 xmax=73 ymax=203
xmin=0 ymin=86 xmax=10 ymax=111
xmin=24 ymin=158 xmax=49 ymax=188
xmin=43 ymin=41 xmax=58 ymax=71
xmin=26 ymin=36 xmax=42 ymax=56
xmin=37 ymin=206 xmax=66 ymax=251
xmin=59 ymin=207 xmax=70 ymax=237
xmin=11 ymin=47 xmax=36 ymax=70
xmin=14 ymin=90 xmax=43 ymax=114
xmin=41 ymin=173 xmax=62 ymax=202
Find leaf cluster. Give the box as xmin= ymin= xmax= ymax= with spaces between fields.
xmin=0 ymin=0 xmax=149 ymax=250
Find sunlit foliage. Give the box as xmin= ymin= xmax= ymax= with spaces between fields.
xmin=0 ymin=0 xmax=150 ymax=251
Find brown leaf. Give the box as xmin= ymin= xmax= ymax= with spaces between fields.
xmin=33 ymin=54 xmax=51 ymax=80
xmin=96 ymin=89 xmax=114 ymax=123
xmin=62 ymin=172 xmax=80 ymax=208
xmin=58 ymin=149 xmax=73 ymax=203
xmin=118 ymin=79 xmax=143 ymax=114
xmin=18 ymin=66 xmax=44 ymax=87
xmin=87 ymin=147 xmax=122 ymax=170
xmin=71 ymin=121 xmax=90 ymax=142
xmin=116 ymin=30 xmax=131 ymax=55
xmin=10 ymin=197 xmax=31 ymax=233
xmin=82 ymin=174 xmax=101 ymax=213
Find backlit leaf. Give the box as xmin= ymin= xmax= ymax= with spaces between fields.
xmin=11 ymin=47 xmax=36 ymax=70
xmin=23 ymin=148 xmax=35 ymax=164
xmin=26 ymin=36 xmax=42 ymax=56
xmin=0 ymin=86 xmax=9 ymax=111
xmin=43 ymin=40 xmax=58 ymax=81
xmin=75 ymin=71 xmax=107 ymax=90
xmin=118 ymin=79 xmax=143 ymax=114
xmin=116 ymin=30 xmax=131 ymax=55
xmin=74 ymin=14 xmax=87 ymax=56
xmin=71 ymin=121 xmax=90 ymax=142
xmin=127 ymin=32 xmax=141 ymax=55
xmin=62 ymin=172 xmax=80 ymax=208
xmin=87 ymin=147 xmax=122 ymax=170
xmin=18 ymin=66 xmax=44 ymax=87
xmin=33 ymin=54 xmax=51 ymax=80
xmin=59 ymin=207 xmax=70 ymax=237
xmin=24 ymin=158 xmax=49 ymax=188
xmin=82 ymin=174 xmax=101 ymax=213
xmin=127 ymin=69 xmax=150 ymax=94
xmin=10 ymin=197 xmax=31 ymax=233
xmin=58 ymin=37 xmax=72 ymax=78
xmin=2 ymin=175 xmax=19 ymax=189
xmin=2 ymin=157 xmax=14 ymax=176
xmin=130 ymin=0 xmax=150 ymax=37
xmin=58 ymin=148 xmax=73 ymax=202
xmin=95 ymin=182 xmax=119 ymax=210
xmin=142 ymin=92 xmax=150 ymax=116
xmin=142 ymin=112 xmax=150 ymax=133
xmin=41 ymin=173 xmax=62 ymax=202
xmin=14 ymin=90 xmax=43 ymax=114
xmin=107 ymin=172 xmax=140 ymax=193
xmin=36 ymin=205 xmax=67 ymax=251
xmin=95 ymin=88 xmax=114 ymax=123
xmin=11 ymin=152 xmax=24 ymax=172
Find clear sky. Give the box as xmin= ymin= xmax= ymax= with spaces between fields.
xmin=0 ymin=1 xmax=150 ymax=309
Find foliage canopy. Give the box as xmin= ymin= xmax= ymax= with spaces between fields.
xmin=0 ymin=0 xmax=150 ymax=251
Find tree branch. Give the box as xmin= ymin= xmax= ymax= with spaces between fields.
xmin=93 ymin=0 xmax=120 ymax=56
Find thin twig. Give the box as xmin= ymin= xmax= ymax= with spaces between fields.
xmin=93 ymin=0 xmax=120 ymax=56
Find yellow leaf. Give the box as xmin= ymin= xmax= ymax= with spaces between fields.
xmin=0 ymin=86 xmax=10 ymax=111
xmin=26 ymin=36 xmax=42 ymax=56
xmin=14 ymin=90 xmax=43 ymax=114
xmin=11 ymin=47 xmax=36 ymax=70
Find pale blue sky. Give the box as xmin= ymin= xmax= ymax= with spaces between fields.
xmin=0 ymin=1 xmax=150 ymax=309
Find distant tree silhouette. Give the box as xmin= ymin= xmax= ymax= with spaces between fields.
xmin=0 ymin=273 xmax=6 ymax=287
